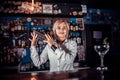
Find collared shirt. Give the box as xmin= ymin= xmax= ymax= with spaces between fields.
xmin=30 ymin=39 xmax=77 ymax=72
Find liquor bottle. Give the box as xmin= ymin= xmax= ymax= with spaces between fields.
xmin=75 ymin=22 xmax=78 ymax=31
xmin=77 ymin=33 xmax=81 ymax=45
xmin=72 ymin=22 xmax=76 ymax=32
xmin=73 ymin=32 xmax=77 ymax=42
xmin=69 ymin=21 xmax=73 ymax=31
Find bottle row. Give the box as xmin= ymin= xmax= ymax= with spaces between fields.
xmin=0 ymin=46 xmax=19 ymax=66
xmin=19 ymin=61 xmax=50 ymax=72
xmin=0 ymin=1 xmax=87 ymax=15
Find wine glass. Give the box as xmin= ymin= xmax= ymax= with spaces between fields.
xmin=94 ymin=44 xmax=110 ymax=70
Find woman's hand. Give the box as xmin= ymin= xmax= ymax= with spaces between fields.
xmin=29 ymin=33 xmax=38 ymax=46
xmin=43 ymin=34 xmax=55 ymax=47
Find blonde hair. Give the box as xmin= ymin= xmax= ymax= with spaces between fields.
xmin=53 ymin=19 xmax=69 ymax=39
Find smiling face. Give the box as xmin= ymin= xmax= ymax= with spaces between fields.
xmin=55 ymin=22 xmax=67 ymax=40
xmin=53 ymin=19 xmax=69 ymax=41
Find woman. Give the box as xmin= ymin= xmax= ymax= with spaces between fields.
xmin=29 ymin=19 xmax=77 ymax=72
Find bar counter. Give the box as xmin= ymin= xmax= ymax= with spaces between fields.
xmin=0 ymin=67 xmax=119 ymax=80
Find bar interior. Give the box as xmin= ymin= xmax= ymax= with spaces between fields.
xmin=0 ymin=0 xmax=120 ymax=80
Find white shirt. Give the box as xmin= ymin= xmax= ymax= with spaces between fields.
xmin=30 ymin=39 xmax=77 ymax=72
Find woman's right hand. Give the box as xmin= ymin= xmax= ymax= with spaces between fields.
xmin=29 ymin=33 xmax=38 ymax=46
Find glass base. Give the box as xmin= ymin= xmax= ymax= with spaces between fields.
xmin=96 ymin=66 xmax=108 ymax=71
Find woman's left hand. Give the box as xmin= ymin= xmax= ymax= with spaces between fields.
xmin=43 ymin=34 xmax=55 ymax=47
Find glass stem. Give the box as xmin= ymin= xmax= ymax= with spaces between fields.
xmin=100 ymin=54 xmax=104 ymax=67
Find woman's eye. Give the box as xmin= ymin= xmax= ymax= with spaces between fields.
xmin=57 ymin=27 xmax=66 ymax=30
xmin=57 ymin=27 xmax=60 ymax=30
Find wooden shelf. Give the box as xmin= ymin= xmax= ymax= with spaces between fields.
xmin=0 ymin=13 xmax=84 ymax=18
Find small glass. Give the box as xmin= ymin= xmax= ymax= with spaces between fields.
xmin=94 ymin=44 xmax=110 ymax=70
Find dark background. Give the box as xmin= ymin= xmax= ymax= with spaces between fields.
xmin=87 ymin=0 xmax=119 ymax=10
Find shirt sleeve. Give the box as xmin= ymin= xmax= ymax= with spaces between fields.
xmin=54 ymin=41 xmax=77 ymax=61
xmin=30 ymin=46 xmax=48 ymax=67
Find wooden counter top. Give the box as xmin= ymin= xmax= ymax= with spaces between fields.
xmin=0 ymin=67 xmax=119 ymax=80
